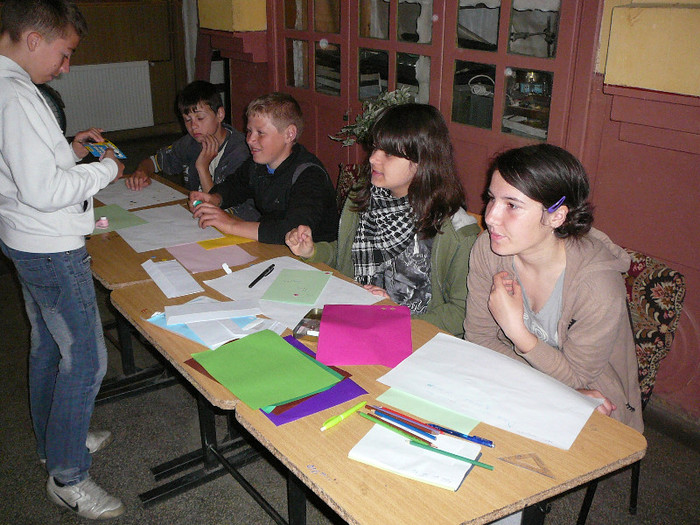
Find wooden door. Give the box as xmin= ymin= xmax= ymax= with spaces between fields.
xmin=269 ymin=0 xmax=350 ymax=185
xmin=440 ymin=0 xmax=587 ymax=212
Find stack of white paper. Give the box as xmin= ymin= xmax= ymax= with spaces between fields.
xmin=349 ymin=425 xmax=481 ymax=491
xmin=164 ymin=300 xmax=261 ymax=325
xmin=141 ymin=259 xmax=203 ymax=298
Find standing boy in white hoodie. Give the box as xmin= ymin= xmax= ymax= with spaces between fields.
xmin=0 ymin=0 xmax=125 ymax=519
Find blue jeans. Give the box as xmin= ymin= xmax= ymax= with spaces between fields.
xmin=1 ymin=240 xmax=107 ymax=485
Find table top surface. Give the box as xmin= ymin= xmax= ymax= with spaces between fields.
xmin=109 ymin=250 xmax=647 ymax=525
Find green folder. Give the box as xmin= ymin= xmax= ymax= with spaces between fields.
xmin=92 ymin=204 xmax=146 ymax=234
xmin=192 ymin=330 xmax=342 ymax=409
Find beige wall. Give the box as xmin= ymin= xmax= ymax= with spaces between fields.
xmin=597 ymin=1 xmax=700 ymax=96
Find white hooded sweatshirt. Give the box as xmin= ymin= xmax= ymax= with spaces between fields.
xmin=0 ymin=55 xmax=117 ymax=253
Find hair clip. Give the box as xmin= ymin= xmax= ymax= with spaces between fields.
xmin=547 ymin=196 xmax=566 ymax=213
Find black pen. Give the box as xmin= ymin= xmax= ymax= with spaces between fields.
xmin=248 ymin=264 xmax=275 ymax=288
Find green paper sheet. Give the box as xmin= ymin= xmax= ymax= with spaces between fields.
xmin=92 ymin=204 xmax=147 ymax=234
xmin=261 ymin=269 xmax=331 ymax=305
xmin=377 ymin=388 xmax=480 ymax=434
xmin=192 ymin=330 xmax=342 ymax=409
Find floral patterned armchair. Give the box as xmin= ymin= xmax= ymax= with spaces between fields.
xmin=579 ymin=248 xmax=686 ymax=523
xmin=335 ymin=163 xmax=367 ymax=214
xmin=623 ymin=248 xmax=686 ymax=407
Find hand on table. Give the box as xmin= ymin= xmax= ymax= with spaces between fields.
xmin=578 ymin=389 xmax=617 ymax=416
xmin=363 ymin=284 xmax=390 ymax=299
xmin=188 ymin=190 xmax=222 ymax=212
xmin=192 ymin=200 xmax=234 ymax=232
xmin=125 ymin=169 xmax=151 ymax=191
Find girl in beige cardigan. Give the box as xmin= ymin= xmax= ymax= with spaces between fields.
xmin=464 ymin=144 xmax=642 ymax=432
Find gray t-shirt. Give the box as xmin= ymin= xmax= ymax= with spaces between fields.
xmin=371 ymin=234 xmax=433 ymax=315
xmin=518 ymin=269 xmax=565 ymax=349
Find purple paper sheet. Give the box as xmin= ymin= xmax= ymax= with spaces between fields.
xmin=264 ymin=377 xmax=367 ymax=426
xmin=262 ymin=337 xmax=368 ymax=425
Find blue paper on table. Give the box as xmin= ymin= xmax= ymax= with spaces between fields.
xmin=147 ymin=311 xmax=206 ymax=346
xmin=261 ymin=336 xmax=367 ymax=426
xmin=147 ymin=311 xmax=259 ymax=349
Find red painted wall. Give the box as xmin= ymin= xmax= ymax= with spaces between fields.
xmin=580 ymin=76 xmax=700 ymax=419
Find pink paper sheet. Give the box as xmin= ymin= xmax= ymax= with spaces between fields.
xmin=167 ymin=242 xmax=256 ymax=273
xmin=316 ymin=304 xmax=412 ymax=367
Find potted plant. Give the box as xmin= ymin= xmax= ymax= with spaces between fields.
xmin=329 ymin=86 xmax=413 ymax=147
xmin=330 ymin=86 xmax=413 ymax=212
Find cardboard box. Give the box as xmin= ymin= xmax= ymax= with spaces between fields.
xmin=198 ymin=0 xmax=267 ymax=32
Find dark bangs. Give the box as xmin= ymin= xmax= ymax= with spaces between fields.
xmin=371 ymin=108 xmax=421 ymax=164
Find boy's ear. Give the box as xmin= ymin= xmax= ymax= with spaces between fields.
xmin=26 ymin=31 xmax=43 ymax=52
xmin=216 ymin=106 xmax=225 ymax=122
xmin=284 ymin=124 xmax=297 ymax=143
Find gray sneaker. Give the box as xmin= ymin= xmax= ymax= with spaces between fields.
xmin=86 ymin=430 xmax=113 ymax=454
xmin=47 ymin=476 xmax=125 ymax=520
xmin=40 ymin=431 xmax=113 ymax=464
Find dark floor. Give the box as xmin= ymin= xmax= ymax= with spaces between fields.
xmin=0 ymin=134 xmax=698 ymax=524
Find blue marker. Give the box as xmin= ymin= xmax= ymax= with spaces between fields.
xmin=427 ymin=424 xmax=495 ymax=448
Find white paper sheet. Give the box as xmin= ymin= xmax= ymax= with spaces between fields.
xmin=146 ymin=296 xmax=285 ymax=349
xmin=141 ymin=259 xmax=204 ymax=298
xmin=348 ymin=425 xmax=481 ymax=491
xmin=378 ymin=333 xmax=600 ymax=450
xmin=164 ymin=300 xmax=261 ymax=325
xmin=118 ymin=204 xmax=222 ymax=253
xmin=204 ymin=256 xmax=382 ymax=328
xmin=186 ymin=317 xmax=286 ymax=349
xmin=95 ymin=178 xmax=186 ymax=210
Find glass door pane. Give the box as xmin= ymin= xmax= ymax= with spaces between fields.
xmin=456 ymin=1 xmax=500 ymax=51
xmin=508 ymin=0 xmax=560 ymax=58
xmin=451 ymin=60 xmax=496 ymax=129
xmin=315 ymin=0 xmax=340 ymax=33
xmin=398 ymin=0 xmax=433 ymax=44
xmin=359 ymin=0 xmax=389 ymax=39
xmin=502 ymin=67 xmax=553 ymax=140
xmin=359 ymin=48 xmax=389 ymax=100
xmin=397 ymin=52 xmax=429 ymax=103
xmin=285 ymin=0 xmax=307 ymax=30
xmin=286 ymin=39 xmax=309 ymax=89
xmin=316 ymin=41 xmax=341 ymax=96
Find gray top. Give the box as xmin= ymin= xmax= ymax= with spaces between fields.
xmin=519 ymin=269 xmax=566 ymax=349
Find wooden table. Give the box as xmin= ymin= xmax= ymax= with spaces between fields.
xmin=88 ymin=174 xmax=189 ymax=290
xmin=87 ymin=176 xmax=281 ymax=402
xmin=110 ymin=272 xmax=647 ymax=524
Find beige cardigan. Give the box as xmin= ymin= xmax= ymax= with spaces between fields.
xmin=464 ymin=229 xmax=643 ymax=432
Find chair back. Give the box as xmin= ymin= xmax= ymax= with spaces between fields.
xmin=623 ymin=249 xmax=686 ymax=408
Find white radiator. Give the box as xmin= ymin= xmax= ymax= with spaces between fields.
xmin=48 ymin=61 xmax=154 ymax=137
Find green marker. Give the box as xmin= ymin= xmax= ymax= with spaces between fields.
xmin=321 ymin=401 xmax=366 ymax=431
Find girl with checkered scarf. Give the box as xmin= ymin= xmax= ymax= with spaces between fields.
xmin=285 ymin=104 xmax=480 ymax=336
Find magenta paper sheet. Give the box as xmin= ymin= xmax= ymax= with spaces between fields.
xmin=316 ymin=304 xmax=412 ymax=367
